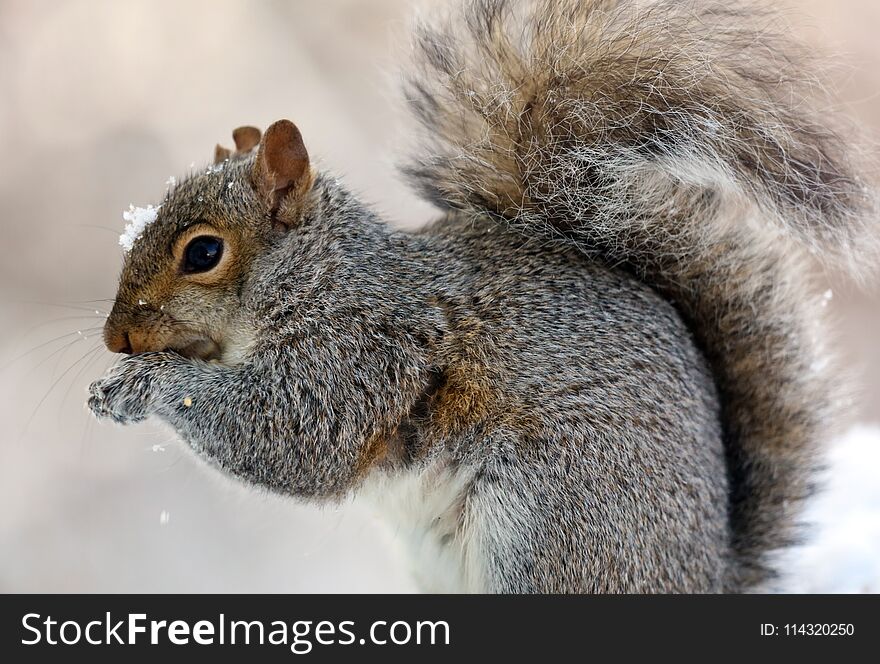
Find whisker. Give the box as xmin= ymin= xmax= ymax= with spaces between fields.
xmin=7 ymin=315 xmax=106 ymax=350
xmin=76 ymin=224 xmax=121 ymax=237
xmin=78 ymin=352 xmax=120 ymax=453
xmin=22 ymin=343 xmax=106 ymax=440
xmin=1 ymin=328 xmax=103 ymax=373
xmin=3 ymin=300 xmax=111 ymax=315
xmin=79 ymin=402 xmax=95 ymax=458
xmin=60 ymin=342 xmax=112 ymax=422
xmin=45 ymin=328 xmax=104 ymax=384
xmin=44 ymin=333 xmax=98 ymax=383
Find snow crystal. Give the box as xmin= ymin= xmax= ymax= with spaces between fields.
xmin=821 ymin=289 xmax=833 ymax=307
xmin=119 ymin=204 xmax=160 ymax=252
xmin=137 ymin=299 xmax=147 ymax=306
xmin=159 ymin=510 xmax=171 ymax=526
xmin=151 ymin=444 xmax=166 ymax=453
xmin=809 ymin=356 xmax=829 ymax=373
xmin=775 ymin=424 xmax=880 ymax=593
xmin=165 ymin=175 xmax=176 ymax=187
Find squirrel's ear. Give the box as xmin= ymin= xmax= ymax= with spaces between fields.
xmin=213 ymin=127 xmax=261 ymax=165
xmin=253 ymin=120 xmax=311 ymax=220
xmin=214 ymin=144 xmax=232 ymax=165
xmin=232 ymin=126 xmax=261 ymax=153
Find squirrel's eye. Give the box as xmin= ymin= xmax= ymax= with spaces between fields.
xmin=182 ymin=236 xmax=224 ymax=273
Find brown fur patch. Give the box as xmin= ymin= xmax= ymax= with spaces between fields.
xmin=431 ymin=363 xmax=492 ymax=435
xmin=354 ymin=429 xmax=391 ymax=479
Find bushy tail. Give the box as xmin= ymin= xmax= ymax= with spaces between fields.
xmin=400 ymin=0 xmax=878 ymax=588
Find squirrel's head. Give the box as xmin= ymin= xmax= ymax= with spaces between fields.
xmin=104 ymin=120 xmax=312 ymax=364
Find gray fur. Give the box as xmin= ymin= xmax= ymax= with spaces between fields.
xmin=89 ymin=0 xmax=876 ymax=592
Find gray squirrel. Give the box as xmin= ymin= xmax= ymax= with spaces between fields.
xmin=88 ymin=0 xmax=877 ymax=592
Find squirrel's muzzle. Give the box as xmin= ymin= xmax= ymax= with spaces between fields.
xmin=104 ymin=328 xmax=133 ymax=354
xmin=103 ymin=316 xmax=157 ymax=355
xmin=104 ymin=301 xmax=221 ymax=361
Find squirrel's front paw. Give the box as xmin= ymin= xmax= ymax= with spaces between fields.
xmin=88 ymin=354 xmax=163 ymax=424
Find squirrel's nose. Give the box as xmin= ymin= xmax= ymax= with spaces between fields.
xmin=104 ymin=329 xmax=133 ymax=355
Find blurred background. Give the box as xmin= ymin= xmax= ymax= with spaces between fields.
xmin=0 ymin=0 xmax=877 ymax=593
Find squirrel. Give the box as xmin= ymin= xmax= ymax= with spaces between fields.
xmin=88 ymin=0 xmax=877 ymax=593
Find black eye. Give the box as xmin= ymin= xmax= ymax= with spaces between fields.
xmin=182 ymin=236 xmax=223 ymax=273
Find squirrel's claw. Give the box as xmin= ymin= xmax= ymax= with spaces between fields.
xmin=87 ymin=360 xmax=153 ymax=425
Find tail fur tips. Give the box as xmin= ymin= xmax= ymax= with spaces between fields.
xmin=401 ymin=0 xmax=877 ymax=274
xmin=400 ymin=0 xmax=878 ymax=588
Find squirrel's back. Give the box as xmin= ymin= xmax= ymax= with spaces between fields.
xmin=388 ymin=212 xmax=731 ymax=591
xmin=399 ymin=0 xmax=878 ymax=588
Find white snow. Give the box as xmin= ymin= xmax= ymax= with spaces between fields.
xmin=159 ymin=510 xmax=171 ymax=526
xmin=777 ymin=423 xmax=880 ymax=593
xmin=119 ymin=204 xmax=160 ymax=252
xmin=809 ymin=356 xmax=829 ymax=373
